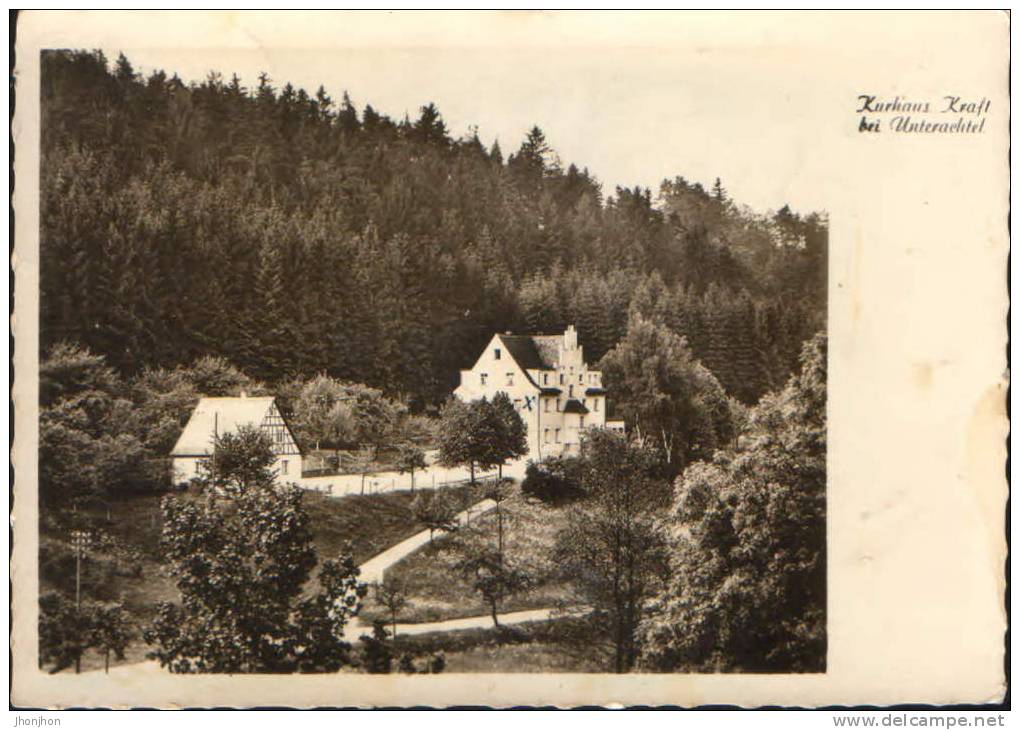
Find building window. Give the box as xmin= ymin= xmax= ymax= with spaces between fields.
xmin=555 ymin=428 xmax=560 ymax=443
xmin=568 ymin=385 xmax=574 ymax=397
xmin=544 ymin=399 xmax=550 ymax=413
xmin=556 ymin=398 xmax=561 ymax=412
xmin=281 ymin=460 xmax=289 ymax=476
xmin=579 ymin=374 xmax=584 ymax=384
xmin=494 ymin=348 xmax=501 ymax=360
xmin=480 ymin=373 xmax=488 ymax=386
xmin=506 ymin=372 xmax=514 ymax=386
xmin=543 ymin=373 xmax=549 ymax=385
xmin=559 ymin=373 xmax=565 ymax=385
xmin=579 ymin=417 xmax=585 ymax=428
xmin=593 ymin=398 xmax=600 ymax=411
xmin=544 ymin=428 xmax=550 ymax=444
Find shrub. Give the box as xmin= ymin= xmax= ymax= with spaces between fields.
xmin=521 ymin=457 xmax=583 ymax=504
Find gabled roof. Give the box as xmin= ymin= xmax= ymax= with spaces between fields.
xmin=170 ymin=396 xmax=276 ymax=457
xmin=531 ymin=335 xmax=562 ymax=369
xmin=496 ymin=334 xmax=549 ymax=371
xmin=496 ymin=333 xmax=565 ymax=371
xmin=562 ymin=399 xmax=590 ymax=415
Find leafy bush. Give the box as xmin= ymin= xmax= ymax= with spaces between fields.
xmin=521 ymin=457 xmax=584 ymax=504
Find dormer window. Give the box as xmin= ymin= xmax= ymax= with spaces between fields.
xmin=494 ymin=348 xmax=501 ymax=360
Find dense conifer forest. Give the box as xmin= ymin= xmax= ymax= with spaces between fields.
xmin=40 ymin=49 xmax=827 ymax=410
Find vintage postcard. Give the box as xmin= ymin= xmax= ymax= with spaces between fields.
xmin=10 ymin=10 xmax=1008 ymax=708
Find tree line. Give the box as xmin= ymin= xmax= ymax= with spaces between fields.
xmin=41 ymin=49 xmax=826 ymax=409
xmin=38 ymin=344 xmax=432 ymax=509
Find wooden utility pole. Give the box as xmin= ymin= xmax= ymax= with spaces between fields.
xmin=70 ymin=528 xmax=91 ymax=674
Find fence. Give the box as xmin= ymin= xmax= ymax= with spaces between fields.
xmin=300 ymin=469 xmax=507 ymax=497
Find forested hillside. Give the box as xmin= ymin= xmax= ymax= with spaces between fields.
xmin=40 ymin=50 xmax=827 ymax=409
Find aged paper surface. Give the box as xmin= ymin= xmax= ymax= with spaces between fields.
xmin=11 ymin=10 xmax=1008 ymax=707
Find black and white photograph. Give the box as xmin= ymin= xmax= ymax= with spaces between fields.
xmin=11 ymin=10 xmax=1006 ymax=710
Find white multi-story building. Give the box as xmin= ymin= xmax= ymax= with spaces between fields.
xmin=169 ymin=394 xmax=302 ymax=486
xmin=454 ymin=325 xmax=624 ymax=460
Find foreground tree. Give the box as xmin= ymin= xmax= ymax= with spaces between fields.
xmin=292 ymin=373 xmax=356 ymax=456
xmin=197 ymin=424 xmax=279 ymax=495
xmin=374 ymin=576 xmax=409 ymax=637
xmin=91 ymin=603 xmax=134 ymax=673
xmin=395 ymin=443 xmax=427 ymax=491
xmin=146 ymin=433 xmax=366 ymax=673
xmin=359 ymin=621 xmax=392 ymax=674
xmin=39 ymin=343 xmax=153 ymax=507
xmin=458 ymin=551 xmax=533 ymax=627
xmin=599 ymin=314 xmax=736 ymax=472
xmin=348 ymin=383 xmax=406 ymax=458
xmin=482 ymin=478 xmax=514 ymax=564
xmin=411 ymin=489 xmax=459 ymax=542
xmin=488 ymin=392 xmax=529 ymax=479
xmin=554 ymin=429 xmax=671 ymax=673
xmin=39 ymin=592 xmax=95 ymax=673
xmin=639 ymin=334 xmax=826 ymax=673
xmin=436 ymin=398 xmax=485 ymax=483
xmin=437 ymin=396 xmax=522 ymax=483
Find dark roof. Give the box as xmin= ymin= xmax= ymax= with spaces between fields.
xmin=497 ymin=333 xmax=565 ymax=371
xmin=585 ymin=387 xmax=607 ymax=395
xmin=496 ymin=335 xmax=548 ymax=371
xmin=531 ymin=335 xmax=562 ymax=369
xmin=562 ymin=399 xmax=590 ymax=415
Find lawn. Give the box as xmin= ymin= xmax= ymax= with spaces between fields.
xmin=39 ymin=483 xmax=478 ymax=673
xmin=302 ymin=484 xmax=476 ymax=565
xmin=360 ymin=486 xmax=580 ymax=625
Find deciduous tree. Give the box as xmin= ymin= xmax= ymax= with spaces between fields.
xmin=458 ymin=551 xmax=533 ymax=627
xmin=554 ymin=429 xmax=671 ymax=673
xmin=146 ymin=433 xmax=365 ymax=673
xmin=599 ymin=314 xmax=735 ymax=472
xmin=639 ymin=334 xmax=826 ymax=673
xmin=395 ymin=443 xmax=427 ymax=491
xmin=374 ymin=576 xmax=409 ymax=637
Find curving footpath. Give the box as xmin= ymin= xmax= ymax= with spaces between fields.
xmin=89 ymin=496 xmax=577 ymax=673
xmin=376 ymin=605 xmax=590 ymax=638
xmin=358 ymin=498 xmax=497 ymax=583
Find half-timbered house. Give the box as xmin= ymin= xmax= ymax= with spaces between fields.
xmin=169 ymin=394 xmax=302 ymax=486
